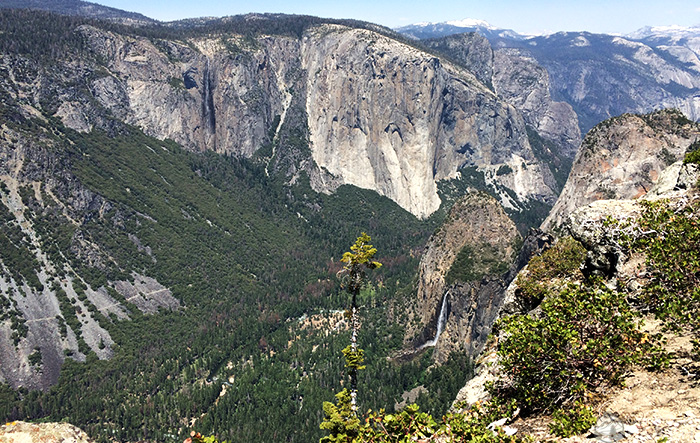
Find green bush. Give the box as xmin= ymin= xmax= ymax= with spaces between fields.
xmin=624 ymin=200 xmax=700 ymax=335
xmin=549 ymin=401 xmax=596 ymax=437
xmin=684 ymin=140 xmax=700 ymax=164
xmin=514 ymin=236 xmax=586 ymax=311
xmin=493 ymin=279 xmax=665 ymax=416
xmin=356 ymin=401 xmax=527 ymax=443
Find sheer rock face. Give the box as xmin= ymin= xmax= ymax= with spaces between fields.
xmin=493 ymin=48 xmax=581 ymax=159
xmin=76 ymin=25 xmax=299 ymax=157
xmin=424 ymin=34 xmax=581 ymax=162
xmin=542 ymin=109 xmax=700 ymax=232
xmin=406 ymin=191 xmax=521 ymax=361
xmin=302 ymin=25 xmax=555 ymax=218
xmin=422 ymin=32 xmax=495 ymax=89
xmin=54 ymin=24 xmax=557 ymax=219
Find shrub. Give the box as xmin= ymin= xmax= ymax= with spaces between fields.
xmin=514 ymin=236 xmax=586 ymax=311
xmin=624 ymin=200 xmax=700 ymax=334
xmin=493 ymin=279 xmax=665 ymax=416
xmin=357 ymin=401 xmax=528 ymax=443
xmin=549 ymin=401 xmax=596 ymax=437
xmin=684 ymin=140 xmax=700 ymax=164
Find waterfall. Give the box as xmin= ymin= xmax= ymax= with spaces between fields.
xmin=418 ymin=291 xmax=449 ymax=350
xmin=202 ymin=58 xmax=216 ymax=133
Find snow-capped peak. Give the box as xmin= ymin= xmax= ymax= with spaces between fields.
xmin=628 ymin=24 xmax=700 ymax=40
xmin=444 ymin=18 xmax=493 ymax=29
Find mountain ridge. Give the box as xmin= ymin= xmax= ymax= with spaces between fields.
xmin=0 ymin=0 xmax=157 ymax=24
xmin=398 ymin=20 xmax=700 ymax=134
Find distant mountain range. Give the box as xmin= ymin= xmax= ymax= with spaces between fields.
xmin=396 ymin=18 xmax=525 ymax=42
xmin=398 ymin=19 xmax=700 ymax=132
xmin=397 ymin=18 xmax=700 ymax=42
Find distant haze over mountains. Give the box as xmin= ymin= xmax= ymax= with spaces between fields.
xmin=398 ymin=19 xmax=700 ymax=133
xmin=396 ymin=19 xmax=525 ymax=42
xmin=397 ymin=18 xmax=700 ymax=40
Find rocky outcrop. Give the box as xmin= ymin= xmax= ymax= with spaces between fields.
xmin=406 ymin=191 xmax=521 ymax=361
xmin=401 ymin=24 xmax=700 ymax=139
xmin=453 ymin=111 xmax=700 ymax=431
xmin=565 ymin=161 xmax=700 ymax=277
xmin=542 ymin=109 xmax=700 ymax=231
xmin=0 ymin=421 xmax=94 ymax=443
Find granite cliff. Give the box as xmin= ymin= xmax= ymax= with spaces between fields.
xmin=424 ymin=32 xmax=581 ymax=165
xmin=44 ymin=21 xmax=559 ymax=218
xmin=542 ymin=109 xmax=700 ymax=231
xmin=0 ymin=10 xmax=560 ymax=392
xmin=303 ymin=25 xmax=556 ymax=217
xmin=405 ymin=191 xmax=522 ymax=362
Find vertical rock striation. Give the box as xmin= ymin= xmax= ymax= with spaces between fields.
xmin=542 ymin=109 xmax=700 ymax=231
xmin=406 ymin=191 xmax=521 ymax=361
xmin=302 ymin=25 xmax=555 ymax=218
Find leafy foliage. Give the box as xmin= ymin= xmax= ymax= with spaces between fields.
xmin=356 ymin=401 xmax=527 ymax=443
xmin=186 ymin=431 xmax=227 ymax=443
xmin=622 ymin=199 xmax=700 ymax=335
xmin=684 ymin=140 xmax=700 ymax=165
xmin=495 ymin=280 xmax=660 ymax=415
xmin=321 ymin=234 xmax=381 ymax=441
xmin=514 ymin=236 xmax=586 ymax=311
xmin=490 ymin=230 xmax=671 ymax=437
xmin=548 ymin=401 xmax=596 ymax=438
xmin=342 ymin=346 xmax=367 ymax=371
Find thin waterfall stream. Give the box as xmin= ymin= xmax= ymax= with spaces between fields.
xmin=418 ymin=291 xmax=449 ymax=349
xmin=202 ymin=58 xmax=216 ymax=133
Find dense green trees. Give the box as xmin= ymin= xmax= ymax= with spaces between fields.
xmin=0 ymin=116 xmax=464 ymax=443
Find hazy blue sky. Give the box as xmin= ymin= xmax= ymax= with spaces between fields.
xmin=93 ymin=0 xmax=700 ymax=35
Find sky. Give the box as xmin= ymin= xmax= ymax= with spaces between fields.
xmin=92 ymin=0 xmax=700 ymax=36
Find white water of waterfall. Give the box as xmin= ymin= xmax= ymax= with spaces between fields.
xmin=418 ymin=291 xmax=448 ymax=350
